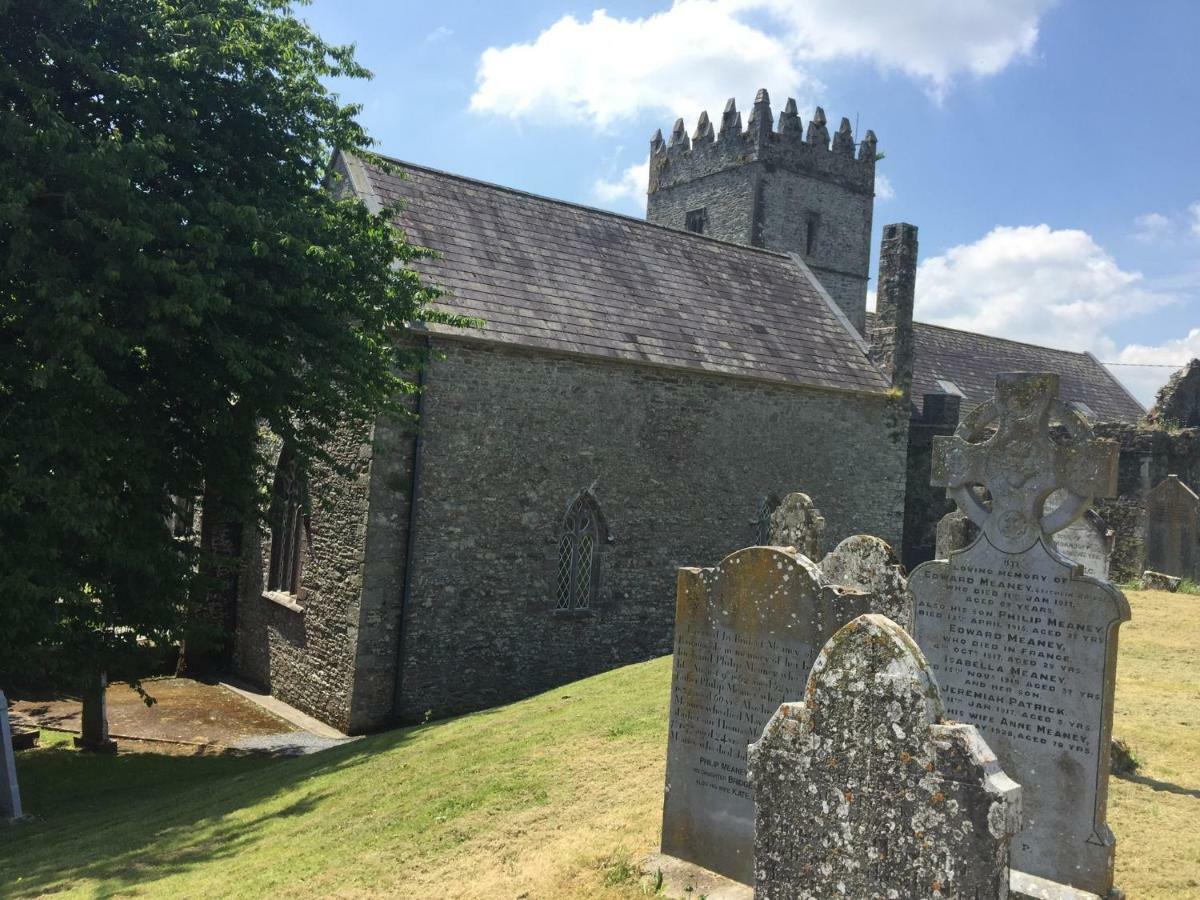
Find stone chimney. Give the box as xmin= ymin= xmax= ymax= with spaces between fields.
xmin=871 ymin=223 xmax=918 ymax=402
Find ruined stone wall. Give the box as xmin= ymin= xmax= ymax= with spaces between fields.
xmin=1094 ymin=423 xmax=1200 ymax=582
xmin=396 ymin=339 xmax=908 ymax=721
xmin=233 ymin=409 xmax=416 ymax=734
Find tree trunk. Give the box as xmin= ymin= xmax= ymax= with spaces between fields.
xmin=75 ymin=670 xmax=117 ymax=753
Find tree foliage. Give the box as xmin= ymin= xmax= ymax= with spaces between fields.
xmin=0 ymin=0 xmax=468 ymax=680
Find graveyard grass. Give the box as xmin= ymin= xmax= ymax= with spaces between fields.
xmin=2 ymin=591 xmax=1198 ymax=899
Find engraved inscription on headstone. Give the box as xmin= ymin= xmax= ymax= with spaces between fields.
xmin=911 ymin=373 xmax=1127 ymax=898
xmin=1052 ymin=511 xmax=1114 ymax=581
xmin=820 ymin=534 xmax=913 ymax=630
xmin=1145 ymin=474 xmax=1200 ymax=580
xmin=748 ymin=614 xmax=1022 ymax=900
xmin=1 ymin=691 xmax=23 ymax=821
xmin=766 ymin=492 xmax=825 ymax=561
xmin=661 ymin=546 xmax=867 ymax=884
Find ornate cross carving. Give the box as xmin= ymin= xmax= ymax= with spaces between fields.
xmin=932 ymin=373 xmax=1119 ymax=554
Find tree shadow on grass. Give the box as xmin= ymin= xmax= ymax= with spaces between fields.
xmin=0 ymin=726 xmax=420 ymax=896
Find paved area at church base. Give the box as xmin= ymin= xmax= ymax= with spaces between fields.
xmin=10 ymin=677 xmax=349 ymax=756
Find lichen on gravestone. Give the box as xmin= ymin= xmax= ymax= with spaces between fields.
xmin=748 ymin=614 xmax=1021 ymax=900
xmin=911 ymin=372 xmax=1128 ymax=897
xmin=820 ymin=533 xmax=913 ymax=630
xmin=766 ymin=492 xmax=825 ymax=561
xmin=659 ymin=545 xmax=869 ymax=883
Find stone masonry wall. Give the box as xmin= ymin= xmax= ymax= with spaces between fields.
xmin=233 ymin=410 xmax=416 ymax=734
xmin=1094 ymin=422 xmax=1200 ymax=583
xmin=646 ymin=94 xmax=876 ymax=333
xmin=396 ymin=340 xmax=908 ymax=722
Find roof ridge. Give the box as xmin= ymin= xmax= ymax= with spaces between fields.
xmin=359 ymin=151 xmax=797 ymax=263
xmin=875 ymin=312 xmax=1098 ymax=359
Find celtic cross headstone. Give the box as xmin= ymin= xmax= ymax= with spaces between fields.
xmin=910 ymin=373 xmax=1128 ymax=898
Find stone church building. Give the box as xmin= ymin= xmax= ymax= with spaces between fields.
xmin=226 ymin=90 xmax=1141 ymax=734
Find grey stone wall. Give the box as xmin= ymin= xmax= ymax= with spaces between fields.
xmin=233 ymin=410 xmax=416 ymax=734
xmin=396 ymin=339 xmax=908 ymax=721
xmin=1094 ymin=422 xmax=1200 ymax=583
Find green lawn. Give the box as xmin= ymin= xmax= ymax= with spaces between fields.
xmin=2 ymin=590 xmax=1198 ymax=898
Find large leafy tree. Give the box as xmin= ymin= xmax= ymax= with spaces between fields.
xmin=0 ymin=0 xmax=465 ymax=711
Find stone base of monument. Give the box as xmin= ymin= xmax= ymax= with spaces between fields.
xmin=1010 ymin=869 xmax=1124 ymax=900
xmin=640 ymin=853 xmax=751 ymax=900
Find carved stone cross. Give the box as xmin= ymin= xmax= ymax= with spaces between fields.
xmin=932 ymin=373 xmax=1119 ymax=554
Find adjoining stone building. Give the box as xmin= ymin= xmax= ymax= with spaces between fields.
xmin=879 ymin=313 xmax=1146 ymax=568
xmin=230 ymin=119 xmax=909 ymax=733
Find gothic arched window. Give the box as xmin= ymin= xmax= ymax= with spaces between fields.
xmin=752 ymin=493 xmax=781 ymax=546
xmin=555 ymin=492 xmax=606 ymax=610
xmin=268 ymin=448 xmax=309 ymax=597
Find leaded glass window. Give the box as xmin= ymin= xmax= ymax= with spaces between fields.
xmin=752 ymin=493 xmax=780 ymax=546
xmin=268 ymin=449 xmax=308 ymax=596
xmin=555 ymin=492 xmax=605 ymax=610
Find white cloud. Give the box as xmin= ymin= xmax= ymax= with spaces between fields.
xmin=593 ymin=160 xmax=650 ymax=211
xmin=470 ymin=0 xmax=1056 ymax=128
xmin=424 ymin=25 xmax=453 ymax=43
xmin=741 ymin=0 xmax=1053 ymax=100
xmin=470 ymin=3 xmax=808 ymax=130
xmin=875 ymin=173 xmax=895 ymax=201
xmin=1190 ymin=202 xmax=1200 ymax=238
xmin=915 ymin=224 xmax=1172 ymax=361
xmin=1110 ymin=332 xmax=1200 ymax=407
xmin=1132 ymin=211 xmax=1171 ymax=243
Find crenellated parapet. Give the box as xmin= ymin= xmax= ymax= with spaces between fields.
xmin=648 ymin=89 xmax=877 ymax=196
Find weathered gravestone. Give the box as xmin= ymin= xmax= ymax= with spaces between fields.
xmin=910 ymin=373 xmax=1128 ymax=898
xmin=821 ymin=534 xmax=913 ymax=630
xmin=766 ymin=492 xmax=826 ymax=561
xmin=748 ymin=614 xmax=1022 ymax=900
xmin=660 ymin=546 xmax=868 ymax=883
xmin=937 ymin=508 xmax=978 ymax=560
xmin=1051 ymin=510 xmax=1114 ymax=582
xmin=1 ymin=691 xmax=23 ymax=821
xmin=1145 ymin=474 xmax=1200 ymax=581
xmin=941 ymin=497 xmax=1115 ymax=581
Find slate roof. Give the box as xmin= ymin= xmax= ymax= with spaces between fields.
xmin=345 ymin=153 xmax=890 ymax=396
xmin=866 ymin=314 xmax=1145 ymax=423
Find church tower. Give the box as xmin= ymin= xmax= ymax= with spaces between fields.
xmin=646 ymin=89 xmax=877 ymax=334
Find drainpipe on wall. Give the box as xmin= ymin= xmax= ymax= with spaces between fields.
xmin=393 ymin=336 xmax=431 ymax=722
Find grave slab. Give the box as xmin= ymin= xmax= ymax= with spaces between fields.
xmin=1145 ymin=474 xmax=1200 ymax=580
xmin=1 ymin=691 xmax=23 ymax=821
xmin=766 ymin=492 xmax=825 ymax=561
xmin=749 ymin=614 xmax=1021 ymax=900
xmin=820 ymin=533 xmax=913 ymax=630
xmin=660 ymin=545 xmax=868 ymax=883
xmin=911 ymin=373 xmax=1127 ymax=898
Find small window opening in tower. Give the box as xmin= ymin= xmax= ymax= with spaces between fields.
xmin=805 ymin=213 xmax=820 ymax=256
xmin=685 ymin=208 xmax=707 ymax=235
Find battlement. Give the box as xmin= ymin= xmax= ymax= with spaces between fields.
xmin=648 ymin=89 xmax=876 ymax=196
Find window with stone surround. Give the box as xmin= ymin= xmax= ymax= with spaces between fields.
xmin=685 ymin=208 xmax=707 ymax=235
xmin=267 ymin=447 xmax=309 ymax=599
xmin=555 ymin=491 xmax=606 ymax=610
xmin=752 ymin=493 xmax=781 ymax=545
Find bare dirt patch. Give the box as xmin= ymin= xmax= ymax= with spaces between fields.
xmin=10 ymin=677 xmax=298 ymax=749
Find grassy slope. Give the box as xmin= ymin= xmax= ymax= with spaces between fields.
xmin=2 ymin=590 xmax=1198 ymax=899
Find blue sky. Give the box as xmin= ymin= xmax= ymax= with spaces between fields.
xmin=302 ymin=0 xmax=1199 ymax=405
